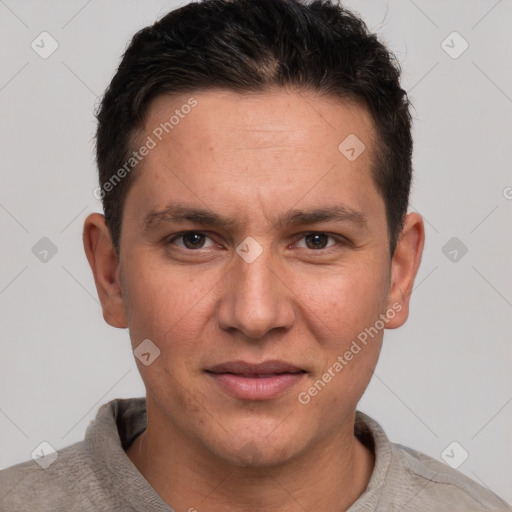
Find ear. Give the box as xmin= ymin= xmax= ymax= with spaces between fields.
xmin=83 ymin=213 xmax=127 ymax=328
xmin=385 ymin=212 xmax=425 ymax=329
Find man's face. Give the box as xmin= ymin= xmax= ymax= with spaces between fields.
xmin=115 ymin=89 xmax=400 ymax=465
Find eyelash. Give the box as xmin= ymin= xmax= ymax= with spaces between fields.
xmin=165 ymin=231 xmax=347 ymax=253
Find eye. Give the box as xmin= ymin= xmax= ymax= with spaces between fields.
xmin=295 ymin=232 xmax=338 ymax=250
xmin=168 ymin=231 xmax=217 ymax=250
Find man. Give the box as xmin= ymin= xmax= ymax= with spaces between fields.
xmin=0 ymin=0 xmax=510 ymax=510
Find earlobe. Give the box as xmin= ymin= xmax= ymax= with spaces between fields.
xmin=83 ymin=213 xmax=128 ymax=328
xmin=386 ymin=212 xmax=425 ymax=329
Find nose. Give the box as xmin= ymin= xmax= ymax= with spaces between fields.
xmin=217 ymin=247 xmax=295 ymax=340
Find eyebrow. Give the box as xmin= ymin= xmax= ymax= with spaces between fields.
xmin=141 ymin=203 xmax=367 ymax=232
xmin=142 ymin=205 xmax=238 ymax=231
xmin=274 ymin=205 xmax=367 ymax=230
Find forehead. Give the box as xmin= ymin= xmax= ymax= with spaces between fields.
xmin=143 ymin=88 xmax=375 ymax=159
xmin=125 ymin=88 xmax=383 ymax=231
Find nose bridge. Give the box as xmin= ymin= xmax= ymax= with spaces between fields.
xmin=218 ymin=242 xmax=293 ymax=339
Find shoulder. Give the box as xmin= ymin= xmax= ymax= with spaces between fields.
xmin=0 ymin=397 xmax=149 ymax=512
xmin=0 ymin=441 xmax=102 ymax=511
xmin=390 ymin=442 xmax=512 ymax=511
xmin=354 ymin=411 xmax=511 ymax=512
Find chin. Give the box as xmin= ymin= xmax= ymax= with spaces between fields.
xmin=206 ymin=427 xmax=309 ymax=470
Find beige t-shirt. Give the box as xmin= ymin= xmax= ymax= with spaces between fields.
xmin=0 ymin=397 xmax=510 ymax=511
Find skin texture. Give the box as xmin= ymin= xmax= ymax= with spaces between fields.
xmin=83 ymin=88 xmax=424 ymax=512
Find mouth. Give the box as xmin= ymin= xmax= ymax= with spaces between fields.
xmin=205 ymin=360 xmax=306 ymax=400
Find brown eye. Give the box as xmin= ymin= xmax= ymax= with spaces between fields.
xmin=304 ymin=233 xmax=331 ymax=249
xmin=169 ymin=232 xmax=215 ymax=250
xmin=182 ymin=232 xmax=206 ymax=249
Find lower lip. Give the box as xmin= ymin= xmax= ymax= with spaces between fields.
xmin=207 ymin=372 xmax=305 ymax=400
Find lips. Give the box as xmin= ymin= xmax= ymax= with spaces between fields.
xmin=206 ymin=360 xmax=305 ymax=377
xmin=206 ymin=360 xmax=306 ymax=400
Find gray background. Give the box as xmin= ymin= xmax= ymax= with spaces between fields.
xmin=1 ymin=0 xmax=511 ymax=504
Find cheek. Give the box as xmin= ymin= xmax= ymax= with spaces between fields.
xmin=122 ymin=258 xmax=214 ymax=395
xmin=121 ymin=254 xmax=222 ymax=347
xmin=297 ymin=260 xmax=390 ymax=345
xmin=295 ymin=262 xmax=389 ymax=407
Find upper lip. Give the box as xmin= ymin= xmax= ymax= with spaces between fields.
xmin=206 ymin=360 xmax=305 ymax=376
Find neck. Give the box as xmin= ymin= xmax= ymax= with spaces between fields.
xmin=126 ymin=405 xmax=374 ymax=512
